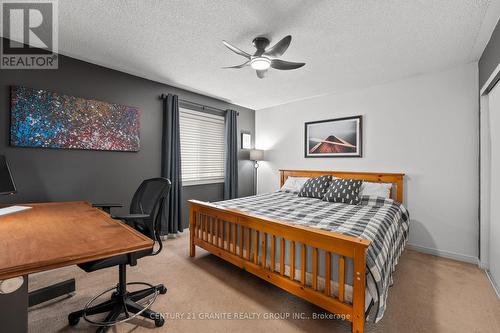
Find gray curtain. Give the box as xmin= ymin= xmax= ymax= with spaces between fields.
xmin=224 ymin=110 xmax=238 ymax=199
xmin=161 ymin=94 xmax=183 ymax=235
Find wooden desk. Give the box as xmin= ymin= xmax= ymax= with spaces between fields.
xmin=0 ymin=201 xmax=153 ymax=280
xmin=0 ymin=201 xmax=154 ymax=332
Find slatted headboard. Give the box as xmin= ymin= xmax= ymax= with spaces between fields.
xmin=279 ymin=169 xmax=405 ymax=203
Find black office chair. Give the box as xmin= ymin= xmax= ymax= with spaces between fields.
xmin=68 ymin=177 xmax=171 ymax=333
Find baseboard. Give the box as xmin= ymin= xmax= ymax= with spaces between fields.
xmin=485 ymin=270 xmax=500 ymax=299
xmin=160 ymin=230 xmax=184 ymax=241
xmin=407 ymin=243 xmax=479 ymax=265
xmin=408 ymin=244 xmax=500 ymax=298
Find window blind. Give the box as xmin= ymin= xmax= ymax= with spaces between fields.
xmin=179 ymin=108 xmax=225 ymax=185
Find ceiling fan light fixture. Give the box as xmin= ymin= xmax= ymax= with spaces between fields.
xmin=222 ymin=35 xmax=305 ymax=76
xmin=250 ymin=57 xmax=271 ymax=70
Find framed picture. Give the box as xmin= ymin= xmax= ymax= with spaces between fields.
xmin=241 ymin=132 xmax=251 ymax=149
xmin=304 ymin=115 xmax=362 ymax=157
xmin=10 ymin=86 xmax=140 ymax=152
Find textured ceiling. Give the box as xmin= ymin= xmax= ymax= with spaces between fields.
xmin=36 ymin=1 xmax=500 ymax=108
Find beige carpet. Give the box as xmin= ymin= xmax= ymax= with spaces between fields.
xmin=28 ymin=233 xmax=500 ymax=333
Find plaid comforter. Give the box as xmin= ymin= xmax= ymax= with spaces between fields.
xmin=214 ymin=191 xmax=409 ymax=322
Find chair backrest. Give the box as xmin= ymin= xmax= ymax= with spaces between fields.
xmin=129 ymin=177 xmax=171 ymax=254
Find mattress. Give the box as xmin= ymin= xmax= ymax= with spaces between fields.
xmin=213 ymin=191 xmax=410 ymax=322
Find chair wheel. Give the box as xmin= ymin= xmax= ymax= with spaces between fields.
xmin=68 ymin=313 xmax=80 ymax=326
xmin=159 ymin=285 xmax=167 ymax=294
xmin=155 ymin=317 xmax=165 ymax=327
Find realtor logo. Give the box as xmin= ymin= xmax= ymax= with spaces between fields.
xmin=1 ymin=0 xmax=58 ymax=69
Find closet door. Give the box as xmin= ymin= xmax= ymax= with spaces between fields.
xmin=488 ymin=82 xmax=500 ymax=290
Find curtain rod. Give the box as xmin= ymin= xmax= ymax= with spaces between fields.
xmin=159 ymin=94 xmax=239 ymax=116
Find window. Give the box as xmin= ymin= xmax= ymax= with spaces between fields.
xmin=179 ymin=108 xmax=225 ymax=185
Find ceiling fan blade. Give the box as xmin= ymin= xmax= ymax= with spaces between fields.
xmin=263 ymin=35 xmax=292 ymax=57
xmin=271 ymin=59 xmax=305 ymax=70
xmin=256 ymin=69 xmax=267 ymax=79
xmin=222 ymin=60 xmax=250 ymax=69
xmin=222 ymin=40 xmax=251 ymax=59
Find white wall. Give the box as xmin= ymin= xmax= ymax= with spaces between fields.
xmin=255 ymin=63 xmax=479 ymax=262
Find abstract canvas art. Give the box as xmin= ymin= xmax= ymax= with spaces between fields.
xmin=304 ymin=115 xmax=362 ymax=157
xmin=10 ymin=86 xmax=140 ymax=151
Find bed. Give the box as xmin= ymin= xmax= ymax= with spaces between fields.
xmin=188 ymin=170 xmax=408 ymax=333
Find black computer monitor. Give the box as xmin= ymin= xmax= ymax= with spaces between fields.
xmin=0 ymin=155 xmax=16 ymax=195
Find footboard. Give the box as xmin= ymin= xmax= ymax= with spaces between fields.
xmin=189 ymin=200 xmax=371 ymax=333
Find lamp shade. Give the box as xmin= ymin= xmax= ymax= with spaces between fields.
xmin=250 ymin=149 xmax=264 ymax=161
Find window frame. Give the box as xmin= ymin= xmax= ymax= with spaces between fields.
xmin=179 ymin=107 xmax=225 ymax=186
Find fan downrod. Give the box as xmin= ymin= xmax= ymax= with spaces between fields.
xmin=252 ymin=37 xmax=270 ymax=51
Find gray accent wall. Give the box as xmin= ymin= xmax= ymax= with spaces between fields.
xmin=479 ymin=18 xmax=500 ymax=89
xmin=0 ymin=45 xmax=255 ymax=229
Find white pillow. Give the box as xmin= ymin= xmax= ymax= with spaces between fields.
xmin=280 ymin=177 xmax=311 ymax=193
xmin=359 ymin=181 xmax=392 ymax=198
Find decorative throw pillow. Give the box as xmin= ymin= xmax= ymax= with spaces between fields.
xmin=298 ymin=175 xmax=332 ymax=199
xmin=322 ymin=178 xmax=363 ymax=204
xmin=359 ymin=181 xmax=392 ymax=199
xmin=280 ymin=177 xmax=311 ymax=193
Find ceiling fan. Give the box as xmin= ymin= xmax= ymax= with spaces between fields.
xmin=222 ymin=35 xmax=305 ymax=78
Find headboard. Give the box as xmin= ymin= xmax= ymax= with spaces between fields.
xmin=279 ymin=169 xmax=405 ymax=203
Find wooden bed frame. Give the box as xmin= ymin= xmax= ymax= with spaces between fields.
xmin=189 ymin=169 xmax=404 ymax=333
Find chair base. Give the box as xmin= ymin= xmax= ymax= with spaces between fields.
xmin=68 ymin=267 xmax=167 ymax=333
xmin=68 ymin=283 xmax=166 ymax=332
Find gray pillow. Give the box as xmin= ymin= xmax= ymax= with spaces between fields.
xmin=298 ymin=175 xmax=332 ymax=199
xmin=322 ymin=178 xmax=362 ymax=205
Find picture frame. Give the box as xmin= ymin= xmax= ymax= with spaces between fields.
xmin=304 ymin=115 xmax=362 ymax=158
xmin=241 ymin=132 xmax=251 ymax=149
